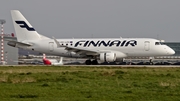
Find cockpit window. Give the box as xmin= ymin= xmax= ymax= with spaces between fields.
xmin=160 ymin=42 xmax=165 ymax=45
xmin=155 ymin=42 xmax=161 ymax=45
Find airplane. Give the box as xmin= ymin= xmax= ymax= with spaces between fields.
xmin=8 ymin=10 xmax=175 ymax=65
xmin=42 ymin=53 xmax=64 ymax=65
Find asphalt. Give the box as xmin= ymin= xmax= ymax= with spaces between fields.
xmin=1 ymin=65 xmax=180 ymax=67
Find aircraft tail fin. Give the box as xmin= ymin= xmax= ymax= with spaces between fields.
xmin=43 ymin=53 xmax=46 ymax=59
xmin=42 ymin=54 xmax=52 ymax=65
xmin=59 ymin=57 xmax=63 ymax=65
xmin=11 ymin=10 xmax=49 ymax=42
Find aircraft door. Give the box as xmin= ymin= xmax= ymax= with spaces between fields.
xmin=144 ymin=41 xmax=150 ymax=51
xmin=49 ymin=42 xmax=54 ymax=52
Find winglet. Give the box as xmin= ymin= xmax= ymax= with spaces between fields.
xmin=52 ymin=37 xmax=63 ymax=48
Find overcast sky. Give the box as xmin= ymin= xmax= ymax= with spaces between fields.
xmin=0 ymin=0 xmax=180 ymax=42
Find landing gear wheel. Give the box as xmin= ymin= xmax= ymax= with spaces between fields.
xmin=149 ymin=59 xmax=153 ymax=65
xmin=92 ymin=60 xmax=98 ymax=65
xmin=149 ymin=62 xmax=154 ymax=65
xmin=85 ymin=60 xmax=91 ymax=65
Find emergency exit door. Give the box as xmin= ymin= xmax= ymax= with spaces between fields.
xmin=49 ymin=42 xmax=54 ymax=52
xmin=144 ymin=41 xmax=150 ymax=51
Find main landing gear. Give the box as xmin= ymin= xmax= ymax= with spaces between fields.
xmin=149 ymin=57 xmax=154 ymax=65
xmin=85 ymin=59 xmax=98 ymax=65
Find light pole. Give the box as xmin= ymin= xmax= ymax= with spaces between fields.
xmin=0 ymin=19 xmax=6 ymax=65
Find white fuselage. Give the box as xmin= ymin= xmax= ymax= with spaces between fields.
xmin=21 ymin=38 xmax=174 ymax=61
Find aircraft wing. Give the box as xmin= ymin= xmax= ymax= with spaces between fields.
xmin=64 ymin=46 xmax=99 ymax=55
xmin=53 ymin=37 xmax=99 ymax=55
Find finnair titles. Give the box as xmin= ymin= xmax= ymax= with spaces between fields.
xmin=71 ymin=40 xmax=137 ymax=47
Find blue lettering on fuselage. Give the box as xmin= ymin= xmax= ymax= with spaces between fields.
xmin=109 ymin=40 xmax=121 ymax=47
xmin=74 ymin=40 xmax=86 ymax=47
xmin=74 ymin=40 xmax=137 ymax=47
xmin=88 ymin=41 xmax=100 ymax=47
xmin=99 ymin=41 xmax=111 ymax=47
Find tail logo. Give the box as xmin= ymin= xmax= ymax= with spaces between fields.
xmin=15 ymin=21 xmax=35 ymax=31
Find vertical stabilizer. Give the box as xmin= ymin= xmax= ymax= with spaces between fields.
xmin=43 ymin=53 xmax=46 ymax=59
xmin=11 ymin=10 xmax=42 ymax=42
xmin=59 ymin=57 xmax=64 ymax=65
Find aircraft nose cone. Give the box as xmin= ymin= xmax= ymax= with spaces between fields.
xmin=168 ymin=48 xmax=175 ymax=55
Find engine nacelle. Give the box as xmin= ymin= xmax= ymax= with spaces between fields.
xmin=100 ymin=53 xmax=116 ymax=62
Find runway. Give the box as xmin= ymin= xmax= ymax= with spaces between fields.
xmin=2 ymin=65 xmax=180 ymax=68
xmin=65 ymin=65 xmax=180 ymax=68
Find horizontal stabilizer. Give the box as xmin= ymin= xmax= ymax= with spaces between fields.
xmin=7 ymin=41 xmax=32 ymax=47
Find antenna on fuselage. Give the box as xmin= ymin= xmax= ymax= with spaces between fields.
xmin=157 ymin=34 xmax=159 ymax=40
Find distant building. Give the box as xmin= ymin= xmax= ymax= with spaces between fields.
xmin=164 ymin=42 xmax=180 ymax=56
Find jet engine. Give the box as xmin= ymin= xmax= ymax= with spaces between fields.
xmin=100 ymin=53 xmax=116 ymax=62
